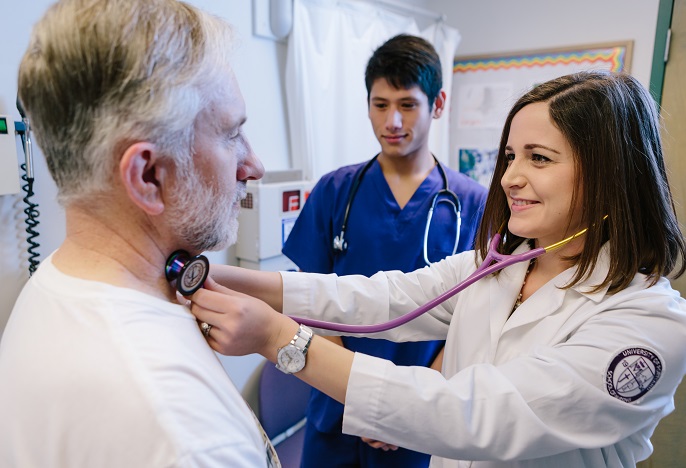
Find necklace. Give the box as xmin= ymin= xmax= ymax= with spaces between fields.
xmin=512 ymin=259 xmax=536 ymax=313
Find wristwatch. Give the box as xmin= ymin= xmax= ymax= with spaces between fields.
xmin=276 ymin=325 xmax=314 ymax=374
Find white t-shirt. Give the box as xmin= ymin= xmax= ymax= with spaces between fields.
xmin=0 ymin=255 xmax=277 ymax=467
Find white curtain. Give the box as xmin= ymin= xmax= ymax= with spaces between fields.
xmin=285 ymin=0 xmax=461 ymax=181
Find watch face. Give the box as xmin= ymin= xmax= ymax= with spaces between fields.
xmin=277 ymin=345 xmax=305 ymax=373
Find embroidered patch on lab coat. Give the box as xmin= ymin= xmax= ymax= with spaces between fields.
xmin=605 ymin=347 xmax=663 ymax=403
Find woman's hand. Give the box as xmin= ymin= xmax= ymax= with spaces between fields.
xmin=361 ymin=437 xmax=398 ymax=452
xmin=192 ymin=278 xmax=354 ymax=405
xmin=189 ymin=276 xmax=296 ymax=358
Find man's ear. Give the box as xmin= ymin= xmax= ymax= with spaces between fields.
xmin=119 ymin=142 xmax=168 ymax=215
xmin=432 ymin=90 xmax=447 ymax=119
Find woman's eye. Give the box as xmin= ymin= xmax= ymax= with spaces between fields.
xmin=505 ymin=153 xmax=515 ymax=162
xmin=531 ymin=153 xmax=551 ymax=163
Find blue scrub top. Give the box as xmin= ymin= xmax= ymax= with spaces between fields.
xmin=282 ymin=157 xmax=487 ymax=448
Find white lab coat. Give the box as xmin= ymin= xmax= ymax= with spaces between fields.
xmin=281 ymin=243 xmax=686 ymax=467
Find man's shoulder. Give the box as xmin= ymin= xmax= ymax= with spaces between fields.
xmin=311 ymin=161 xmax=369 ymax=195
xmin=320 ymin=161 xmax=367 ymax=181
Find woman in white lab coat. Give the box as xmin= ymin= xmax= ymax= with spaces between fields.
xmin=190 ymin=71 xmax=686 ymax=467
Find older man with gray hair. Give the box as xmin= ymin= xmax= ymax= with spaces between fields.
xmin=0 ymin=0 xmax=274 ymax=466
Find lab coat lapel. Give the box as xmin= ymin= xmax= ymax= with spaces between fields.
xmin=501 ymin=270 xmax=570 ymax=333
xmin=503 ymin=244 xmax=613 ymax=333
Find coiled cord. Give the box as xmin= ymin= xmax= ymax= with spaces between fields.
xmin=20 ymin=164 xmax=40 ymax=275
xmin=15 ymin=105 xmax=41 ymax=275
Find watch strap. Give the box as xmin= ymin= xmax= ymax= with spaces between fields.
xmin=290 ymin=325 xmax=313 ymax=355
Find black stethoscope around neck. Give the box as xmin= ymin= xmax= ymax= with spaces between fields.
xmin=332 ymin=153 xmax=462 ymax=265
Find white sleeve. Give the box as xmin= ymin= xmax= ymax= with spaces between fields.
xmin=342 ymin=289 xmax=686 ymax=461
xmin=280 ymin=250 xmax=476 ymax=341
xmin=177 ymin=442 xmax=270 ymax=467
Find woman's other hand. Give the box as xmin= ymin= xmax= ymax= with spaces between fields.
xmin=189 ymin=276 xmax=296 ymax=358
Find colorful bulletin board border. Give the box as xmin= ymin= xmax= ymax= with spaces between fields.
xmin=453 ymin=41 xmax=633 ymax=75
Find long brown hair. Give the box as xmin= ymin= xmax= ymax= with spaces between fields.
xmin=475 ymin=71 xmax=686 ymax=293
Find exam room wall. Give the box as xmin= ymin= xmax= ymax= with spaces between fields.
xmin=0 ymin=1 xmax=289 ymax=389
xmin=426 ymin=0 xmax=659 ymax=89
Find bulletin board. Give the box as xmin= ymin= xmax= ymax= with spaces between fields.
xmin=449 ymin=41 xmax=633 ymax=188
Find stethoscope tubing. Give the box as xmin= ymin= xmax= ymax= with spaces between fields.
xmin=291 ymin=234 xmax=545 ymax=333
xmin=333 ymin=154 xmax=461 ymax=265
xmin=291 ymin=219 xmax=602 ymax=333
xmin=423 ymin=190 xmax=461 ymax=265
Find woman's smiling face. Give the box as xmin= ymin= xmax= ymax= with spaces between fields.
xmin=501 ymin=101 xmax=584 ymax=248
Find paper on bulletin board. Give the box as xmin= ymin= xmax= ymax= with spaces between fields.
xmin=459 ymin=148 xmax=498 ymax=189
xmin=449 ymin=42 xmax=633 ymax=175
xmin=456 ymin=83 xmax=513 ymax=130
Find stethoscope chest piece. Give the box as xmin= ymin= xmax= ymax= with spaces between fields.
xmin=165 ymin=250 xmax=209 ymax=296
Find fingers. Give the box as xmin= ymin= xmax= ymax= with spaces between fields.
xmin=201 ymin=276 xmax=227 ymax=293
xmin=360 ymin=437 xmax=398 ymax=451
xmin=189 ymin=297 xmax=225 ymax=328
xmin=175 ymin=291 xmax=191 ymax=307
xmin=186 ymin=278 xmax=291 ymax=358
xmin=173 ymin=278 xmax=231 ymax=307
xmin=202 ymin=277 xmax=250 ymax=298
xmin=188 ymin=286 xmax=278 ymax=356
xmin=191 ymin=287 xmax=238 ymax=316
xmin=198 ymin=326 xmax=229 ymax=356
xmin=204 ymin=333 xmax=221 ymax=352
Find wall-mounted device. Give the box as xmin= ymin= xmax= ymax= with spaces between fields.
xmin=236 ymin=170 xmax=312 ymax=271
xmin=0 ymin=116 xmax=20 ymax=195
xmin=253 ymin=0 xmax=293 ymax=41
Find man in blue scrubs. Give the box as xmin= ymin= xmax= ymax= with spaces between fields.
xmin=282 ymin=34 xmax=487 ymax=467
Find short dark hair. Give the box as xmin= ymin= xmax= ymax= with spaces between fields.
xmin=364 ymin=34 xmax=442 ymax=107
xmin=475 ymin=71 xmax=686 ymax=293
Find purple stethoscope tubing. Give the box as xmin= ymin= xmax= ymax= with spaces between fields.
xmin=290 ymin=233 xmax=546 ymax=333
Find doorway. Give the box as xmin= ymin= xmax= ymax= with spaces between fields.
xmin=638 ymin=1 xmax=686 ymax=466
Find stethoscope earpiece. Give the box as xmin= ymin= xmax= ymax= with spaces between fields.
xmin=165 ymin=250 xmax=209 ymax=296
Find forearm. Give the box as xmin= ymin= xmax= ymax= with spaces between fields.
xmin=262 ymin=315 xmax=353 ymax=404
xmin=209 ymin=264 xmax=283 ymax=311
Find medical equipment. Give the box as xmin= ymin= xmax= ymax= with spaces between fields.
xmin=2 ymin=98 xmax=41 ymax=275
xmin=236 ymin=170 xmax=312 ymax=271
xmin=0 ymin=116 xmax=20 ymax=195
xmin=16 ymin=99 xmax=40 ymax=275
xmin=165 ymin=250 xmax=209 ymax=296
xmin=294 ymin=224 xmax=599 ymax=333
xmin=332 ymin=154 xmax=461 ymax=266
